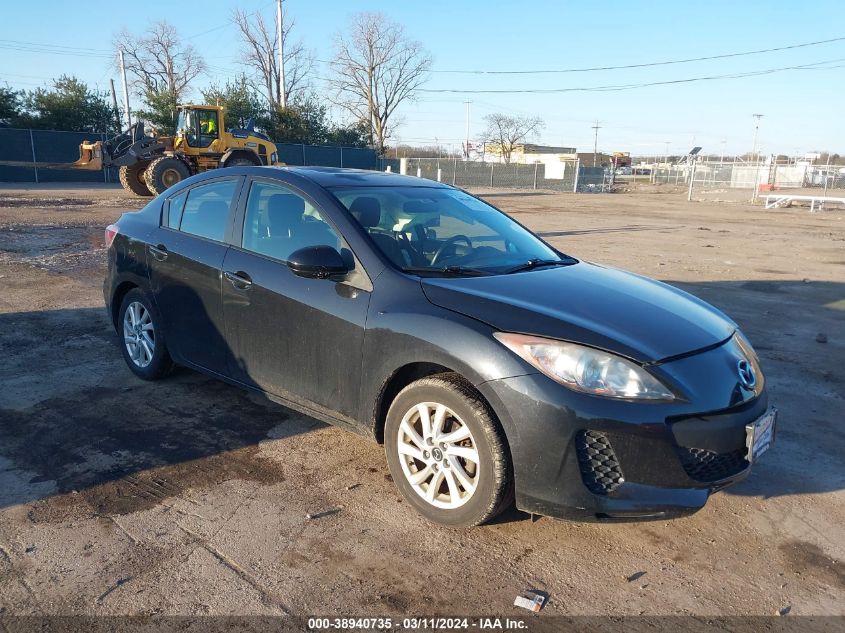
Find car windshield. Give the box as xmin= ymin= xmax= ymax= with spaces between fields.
xmin=333 ymin=186 xmax=570 ymax=275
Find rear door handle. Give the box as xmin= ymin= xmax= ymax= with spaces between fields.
xmin=148 ymin=244 xmax=168 ymax=261
xmin=224 ymin=270 xmax=253 ymax=289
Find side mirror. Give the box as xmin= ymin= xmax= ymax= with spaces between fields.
xmin=287 ymin=245 xmax=349 ymax=280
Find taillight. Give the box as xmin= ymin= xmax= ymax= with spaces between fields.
xmin=105 ymin=224 xmax=119 ymax=248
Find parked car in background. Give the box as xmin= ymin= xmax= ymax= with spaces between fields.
xmin=104 ymin=166 xmax=775 ymax=527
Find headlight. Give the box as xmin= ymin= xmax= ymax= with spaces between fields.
xmin=494 ymin=332 xmax=675 ymax=400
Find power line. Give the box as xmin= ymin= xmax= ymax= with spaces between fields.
xmin=418 ymin=58 xmax=845 ymax=94
xmin=423 ymin=35 xmax=845 ymax=74
xmin=0 ymin=42 xmax=112 ymax=58
xmin=315 ymin=35 xmax=845 ymax=75
xmin=185 ymin=1 xmax=275 ymax=39
xmin=0 ymin=38 xmax=111 ymax=53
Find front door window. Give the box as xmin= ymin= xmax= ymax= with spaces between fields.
xmin=241 ymin=181 xmax=341 ymax=262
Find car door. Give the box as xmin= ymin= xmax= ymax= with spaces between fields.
xmin=221 ymin=177 xmax=371 ymax=421
xmin=148 ymin=176 xmax=243 ymax=375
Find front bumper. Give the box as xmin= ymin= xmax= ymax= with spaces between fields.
xmin=479 ymin=341 xmax=770 ymax=522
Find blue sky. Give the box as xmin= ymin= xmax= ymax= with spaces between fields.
xmin=2 ymin=0 xmax=843 ymax=156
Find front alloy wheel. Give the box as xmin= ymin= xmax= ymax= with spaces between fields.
xmin=397 ymin=402 xmax=480 ymax=509
xmin=385 ymin=374 xmax=513 ymax=527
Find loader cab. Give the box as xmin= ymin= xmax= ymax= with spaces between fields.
xmin=175 ymin=106 xmax=221 ymax=149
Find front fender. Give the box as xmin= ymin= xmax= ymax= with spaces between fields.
xmin=358 ymin=272 xmax=534 ymax=435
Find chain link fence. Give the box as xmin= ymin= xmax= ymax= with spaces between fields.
xmin=0 ymin=128 xmax=116 ymax=183
xmin=651 ymin=161 xmax=845 ymax=204
xmin=0 ymin=127 xmax=379 ymax=183
xmin=378 ymin=157 xmax=612 ymax=192
xmin=275 ymin=143 xmax=378 ymax=169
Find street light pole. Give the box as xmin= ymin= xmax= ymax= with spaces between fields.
xmin=751 ymin=113 xmax=763 ymax=162
xmin=464 ymin=100 xmax=471 ymax=159
xmin=591 ymin=121 xmax=601 ymax=167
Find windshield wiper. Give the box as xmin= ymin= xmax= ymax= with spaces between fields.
xmin=504 ymin=258 xmax=577 ymax=274
xmin=441 ymin=265 xmax=491 ymax=276
xmin=402 ymin=265 xmax=491 ymax=277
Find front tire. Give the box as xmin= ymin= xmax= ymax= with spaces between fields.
xmin=384 ymin=374 xmax=513 ymax=527
xmin=144 ymin=156 xmax=191 ymax=195
xmin=118 ymin=162 xmax=153 ymax=197
xmin=117 ymin=288 xmax=173 ymax=380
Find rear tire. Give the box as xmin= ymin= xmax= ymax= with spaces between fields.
xmin=117 ymin=288 xmax=174 ymax=381
xmin=118 ymin=162 xmax=153 ymax=197
xmin=144 ymin=156 xmax=192 ymax=196
xmin=384 ymin=373 xmax=513 ymax=527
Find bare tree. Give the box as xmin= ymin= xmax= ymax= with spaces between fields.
xmin=327 ymin=12 xmax=431 ymax=153
xmin=482 ymin=113 xmax=545 ymax=164
xmin=114 ymin=21 xmax=205 ymax=100
xmin=232 ymin=8 xmax=313 ymax=106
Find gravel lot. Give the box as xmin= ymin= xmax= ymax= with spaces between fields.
xmin=0 ymin=182 xmax=843 ymax=620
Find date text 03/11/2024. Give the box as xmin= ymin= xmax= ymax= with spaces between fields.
xmin=306 ymin=616 xmax=529 ymax=630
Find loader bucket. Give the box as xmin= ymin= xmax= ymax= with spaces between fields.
xmin=72 ymin=141 xmax=104 ymax=170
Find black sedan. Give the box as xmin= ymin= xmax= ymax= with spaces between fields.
xmin=104 ymin=166 xmax=776 ymax=527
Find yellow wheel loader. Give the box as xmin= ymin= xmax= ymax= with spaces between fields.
xmin=74 ymin=104 xmax=282 ymax=196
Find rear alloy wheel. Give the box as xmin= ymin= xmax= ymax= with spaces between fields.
xmin=384 ymin=374 xmax=513 ymax=527
xmin=144 ymin=156 xmax=192 ymax=195
xmin=118 ymin=162 xmax=153 ymax=197
xmin=118 ymin=288 xmax=173 ymax=380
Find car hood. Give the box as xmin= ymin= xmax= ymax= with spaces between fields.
xmin=420 ymin=261 xmax=735 ymax=363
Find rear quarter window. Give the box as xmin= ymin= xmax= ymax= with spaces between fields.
xmin=165 ymin=189 xmax=188 ymax=229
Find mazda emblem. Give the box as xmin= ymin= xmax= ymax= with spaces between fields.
xmin=737 ymin=359 xmax=756 ymax=389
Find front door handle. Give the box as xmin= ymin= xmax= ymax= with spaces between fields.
xmin=224 ymin=270 xmax=253 ymax=289
xmin=149 ymin=244 xmax=168 ymax=261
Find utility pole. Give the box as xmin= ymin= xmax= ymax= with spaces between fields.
xmin=118 ymin=49 xmax=131 ymax=128
xmin=664 ymin=141 xmax=670 ymax=165
xmin=109 ymin=79 xmax=121 ymax=132
xmin=751 ymin=113 xmax=763 ymax=163
xmin=720 ymin=138 xmax=726 ymax=163
xmin=277 ymin=0 xmax=286 ymax=108
xmin=591 ymin=121 xmax=601 ymax=167
xmin=464 ymin=100 xmax=471 ymax=160
xmin=267 ymin=51 xmax=275 ymax=105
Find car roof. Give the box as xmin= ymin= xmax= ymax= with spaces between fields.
xmin=278 ymin=166 xmax=451 ymax=189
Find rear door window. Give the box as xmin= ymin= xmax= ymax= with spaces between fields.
xmin=178 ymin=179 xmax=239 ymax=242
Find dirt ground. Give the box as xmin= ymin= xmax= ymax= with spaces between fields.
xmin=0 ymin=182 xmax=843 ymax=620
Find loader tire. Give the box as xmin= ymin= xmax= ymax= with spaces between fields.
xmin=144 ymin=156 xmax=192 ymax=196
xmin=119 ymin=163 xmax=153 ymax=197
xmin=224 ymin=157 xmax=256 ymax=167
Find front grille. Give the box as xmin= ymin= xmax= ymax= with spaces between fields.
xmin=575 ymin=431 xmax=624 ymax=495
xmin=678 ymin=447 xmax=748 ymax=482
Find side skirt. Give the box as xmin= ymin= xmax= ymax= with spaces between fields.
xmin=176 ymin=359 xmax=377 ymax=442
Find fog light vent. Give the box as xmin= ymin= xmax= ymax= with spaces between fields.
xmin=575 ymin=430 xmax=624 ymax=495
xmin=679 ymin=447 xmax=748 ymax=482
